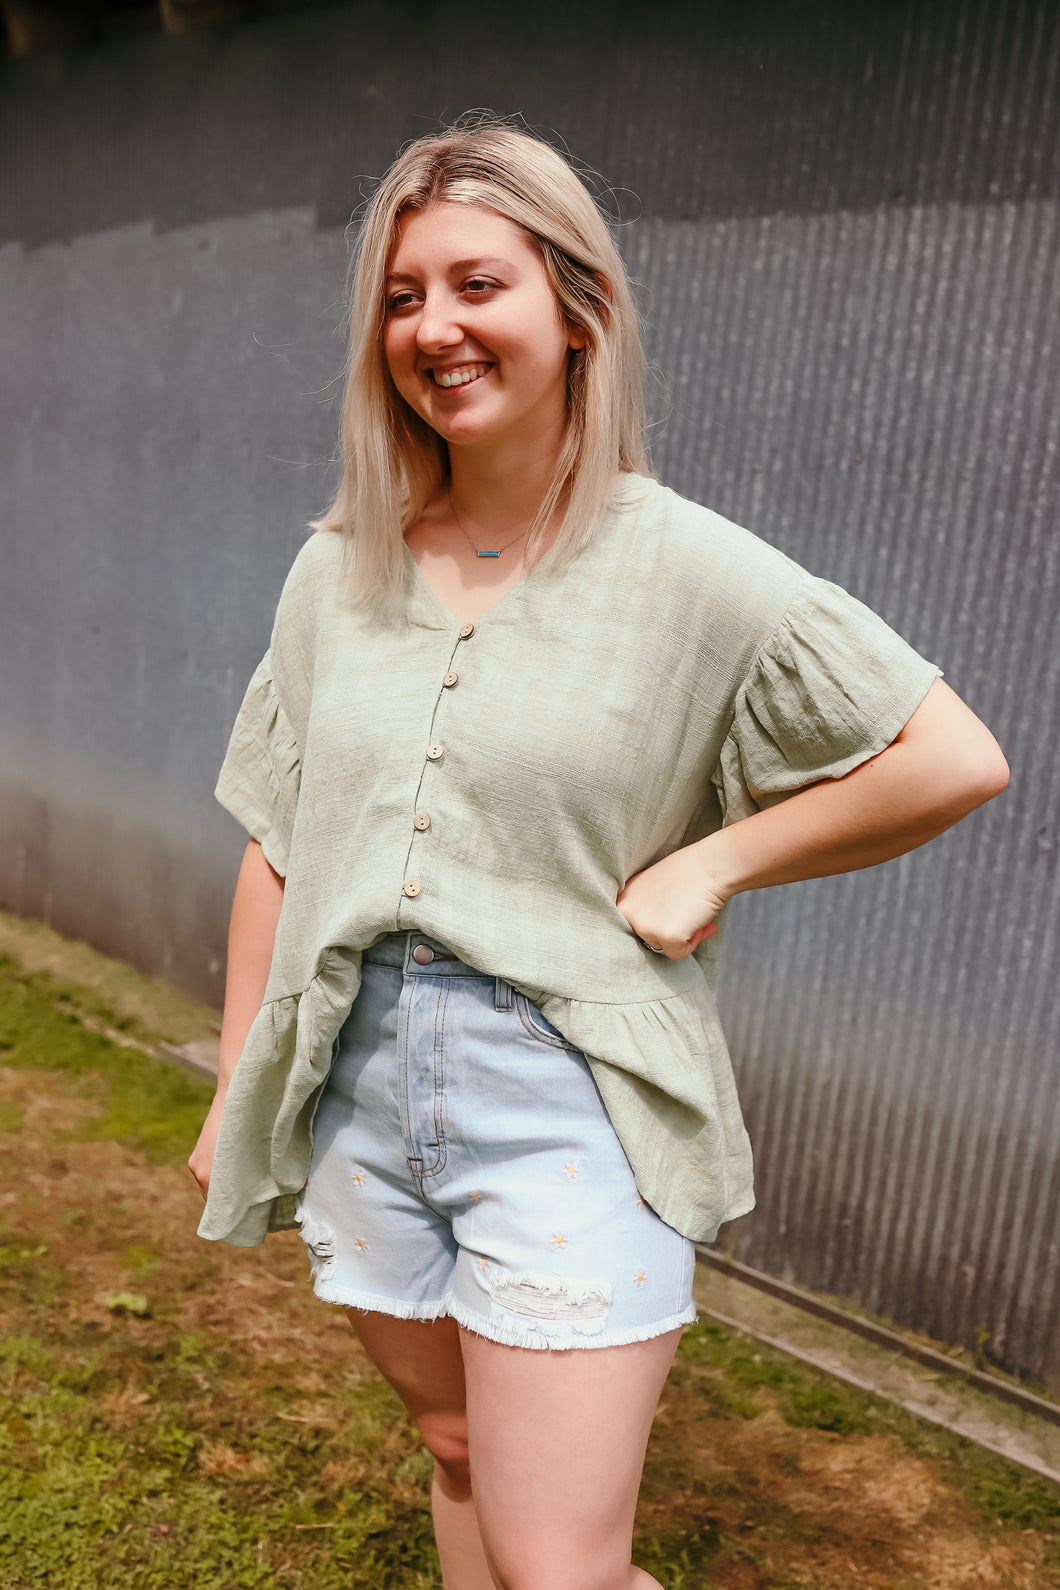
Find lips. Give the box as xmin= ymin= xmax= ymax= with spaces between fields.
xmin=430 ymin=362 xmax=492 ymax=388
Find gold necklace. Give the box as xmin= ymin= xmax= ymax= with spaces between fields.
xmin=448 ymin=491 xmax=528 ymax=559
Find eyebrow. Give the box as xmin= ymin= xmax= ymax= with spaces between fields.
xmin=385 ymin=257 xmax=517 ymax=283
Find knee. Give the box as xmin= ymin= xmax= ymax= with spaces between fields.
xmin=491 ymin=1568 xmax=634 ymax=1590
xmin=416 ymin=1409 xmax=471 ymax=1494
xmin=488 ymin=1547 xmax=645 ymax=1590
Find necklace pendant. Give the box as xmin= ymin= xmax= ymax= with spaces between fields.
xmin=477 ymin=550 xmax=500 ymax=558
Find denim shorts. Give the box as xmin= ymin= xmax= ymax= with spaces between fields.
xmin=295 ymin=931 xmax=698 ymax=1350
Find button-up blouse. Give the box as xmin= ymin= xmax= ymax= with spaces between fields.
xmin=199 ymin=477 xmax=942 ymax=1248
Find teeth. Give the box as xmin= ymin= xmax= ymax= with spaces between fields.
xmin=435 ymin=364 xmax=488 ymax=388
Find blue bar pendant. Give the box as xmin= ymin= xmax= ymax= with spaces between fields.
xmin=478 ymin=550 xmax=500 ymax=557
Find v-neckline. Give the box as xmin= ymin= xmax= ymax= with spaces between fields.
xmin=399 ymin=481 xmax=639 ymax=629
xmin=401 ymin=540 xmax=540 ymax=629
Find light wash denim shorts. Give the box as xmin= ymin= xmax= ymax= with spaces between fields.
xmin=294 ymin=931 xmax=698 ymax=1351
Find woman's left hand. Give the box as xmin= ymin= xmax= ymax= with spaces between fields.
xmin=616 ymin=844 xmax=731 ymax=959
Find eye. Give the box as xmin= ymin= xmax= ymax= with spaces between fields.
xmin=386 ymin=290 xmax=418 ymax=314
xmin=463 ymin=276 xmax=498 ymax=298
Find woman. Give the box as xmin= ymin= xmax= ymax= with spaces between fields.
xmin=189 ymin=119 xmax=1009 ymax=1590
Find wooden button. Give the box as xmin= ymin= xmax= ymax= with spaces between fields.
xmin=402 ymin=880 xmax=421 ymax=898
xmin=414 ymin=812 xmax=431 ymax=830
xmin=426 ymin=743 xmax=444 ymax=761
xmin=442 ymin=671 xmax=458 ymax=688
xmin=458 ymin=621 xmax=475 ymax=639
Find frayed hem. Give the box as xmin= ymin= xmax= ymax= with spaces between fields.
xmin=447 ymin=1296 xmax=699 ymax=1351
xmin=310 ymin=1283 xmax=451 ymax=1321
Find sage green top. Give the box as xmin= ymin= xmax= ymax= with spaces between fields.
xmin=199 ymin=477 xmax=942 ymax=1248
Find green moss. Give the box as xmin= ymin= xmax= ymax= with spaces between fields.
xmin=0 ymin=1312 xmax=444 ymax=1590
xmin=631 ymin=1525 xmax=722 ymax=1588
xmin=0 ymin=1098 xmax=24 ymax=1134
xmin=0 ymin=954 xmax=213 ymax=1165
xmin=678 ymin=1319 xmax=875 ymax=1433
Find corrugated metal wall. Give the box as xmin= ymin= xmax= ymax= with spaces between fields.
xmin=1 ymin=0 xmax=1057 ymax=1383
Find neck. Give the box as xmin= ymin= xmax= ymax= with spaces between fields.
xmin=446 ymin=426 xmax=564 ymax=538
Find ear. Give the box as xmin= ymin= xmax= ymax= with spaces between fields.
xmin=567 ymin=323 xmax=589 ymax=351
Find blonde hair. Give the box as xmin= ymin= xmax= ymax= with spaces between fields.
xmin=313 ymin=116 xmax=651 ymax=617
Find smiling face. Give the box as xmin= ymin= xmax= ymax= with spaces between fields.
xmin=383 ymin=202 xmax=584 ymax=460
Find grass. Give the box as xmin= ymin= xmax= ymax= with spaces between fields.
xmin=1 ymin=930 xmax=1057 ymax=1589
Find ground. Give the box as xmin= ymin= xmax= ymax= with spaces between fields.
xmin=1 ymin=912 xmax=1057 ymax=1589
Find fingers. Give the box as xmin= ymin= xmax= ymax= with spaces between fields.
xmin=187 ymin=1157 xmax=209 ymax=1200
xmin=635 ymin=920 xmax=719 ymax=959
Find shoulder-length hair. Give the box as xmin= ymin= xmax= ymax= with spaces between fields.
xmin=313 ymin=116 xmax=651 ymax=618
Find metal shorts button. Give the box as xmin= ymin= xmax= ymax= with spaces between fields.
xmin=412 ymin=943 xmax=435 ymax=964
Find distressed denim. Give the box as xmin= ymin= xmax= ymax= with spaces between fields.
xmin=295 ymin=931 xmax=698 ymax=1350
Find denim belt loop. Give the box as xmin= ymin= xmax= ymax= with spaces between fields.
xmin=495 ymin=976 xmax=512 ymax=1011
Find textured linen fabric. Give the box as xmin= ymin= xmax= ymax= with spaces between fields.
xmin=199 ymin=476 xmax=943 ymax=1248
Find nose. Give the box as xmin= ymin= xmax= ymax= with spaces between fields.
xmin=415 ymin=288 xmax=463 ymax=354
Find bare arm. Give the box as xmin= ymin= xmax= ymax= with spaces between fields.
xmin=617 ymin=678 xmax=1010 ymax=957
xmin=187 ymin=837 xmax=285 ymax=1195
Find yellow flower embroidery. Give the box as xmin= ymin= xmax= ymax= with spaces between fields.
xmin=563 ymin=1161 xmax=579 ymax=1179
xmin=550 ymin=1233 xmax=569 ymax=1250
xmin=633 ymin=1269 xmax=647 ymax=1288
xmin=478 ymin=1256 xmax=489 ymax=1270
xmin=355 ymin=1237 xmax=369 ymax=1252
xmin=469 ymin=1191 xmax=481 ymax=1201
xmin=351 ymin=1170 xmax=368 ymax=1186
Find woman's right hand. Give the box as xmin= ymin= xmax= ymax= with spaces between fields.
xmin=187 ymin=1092 xmax=227 ymax=1200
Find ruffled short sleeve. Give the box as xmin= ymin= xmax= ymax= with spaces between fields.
xmin=215 ymin=649 xmax=302 ymax=877
xmin=711 ymin=576 xmax=943 ymax=824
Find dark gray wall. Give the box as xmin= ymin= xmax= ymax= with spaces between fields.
xmin=2 ymin=0 xmax=1058 ymax=1384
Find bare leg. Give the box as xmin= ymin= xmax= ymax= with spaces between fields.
xmin=347 ymin=1310 xmax=494 ymax=1590
xmin=460 ymin=1326 xmax=683 ymax=1590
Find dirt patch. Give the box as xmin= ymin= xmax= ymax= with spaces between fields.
xmin=637 ymin=1340 xmax=1058 ymax=1589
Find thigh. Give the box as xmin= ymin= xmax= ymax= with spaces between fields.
xmin=350 ymin=1311 xmax=470 ymax=1461
xmin=460 ymin=1326 xmax=682 ymax=1580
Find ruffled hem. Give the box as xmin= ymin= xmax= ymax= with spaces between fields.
xmin=710 ymin=576 xmax=943 ymax=824
xmin=535 ymin=976 xmax=756 ymax=1242
xmin=198 ymin=945 xmax=755 ymax=1250
xmin=197 ymin=944 xmax=364 ymax=1247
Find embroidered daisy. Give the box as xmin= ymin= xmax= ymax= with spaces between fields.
xmin=355 ymin=1237 xmax=370 ymax=1253
xmin=350 ymin=1170 xmax=368 ymax=1186
xmin=550 ymin=1233 xmax=569 ymax=1250
xmin=633 ymin=1269 xmax=647 ymax=1288
xmin=563 ymin=1161 xmax=579 ymax=1179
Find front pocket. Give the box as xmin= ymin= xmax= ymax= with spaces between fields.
xmin=514 ymin=992 xmax=580 ymax=1051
